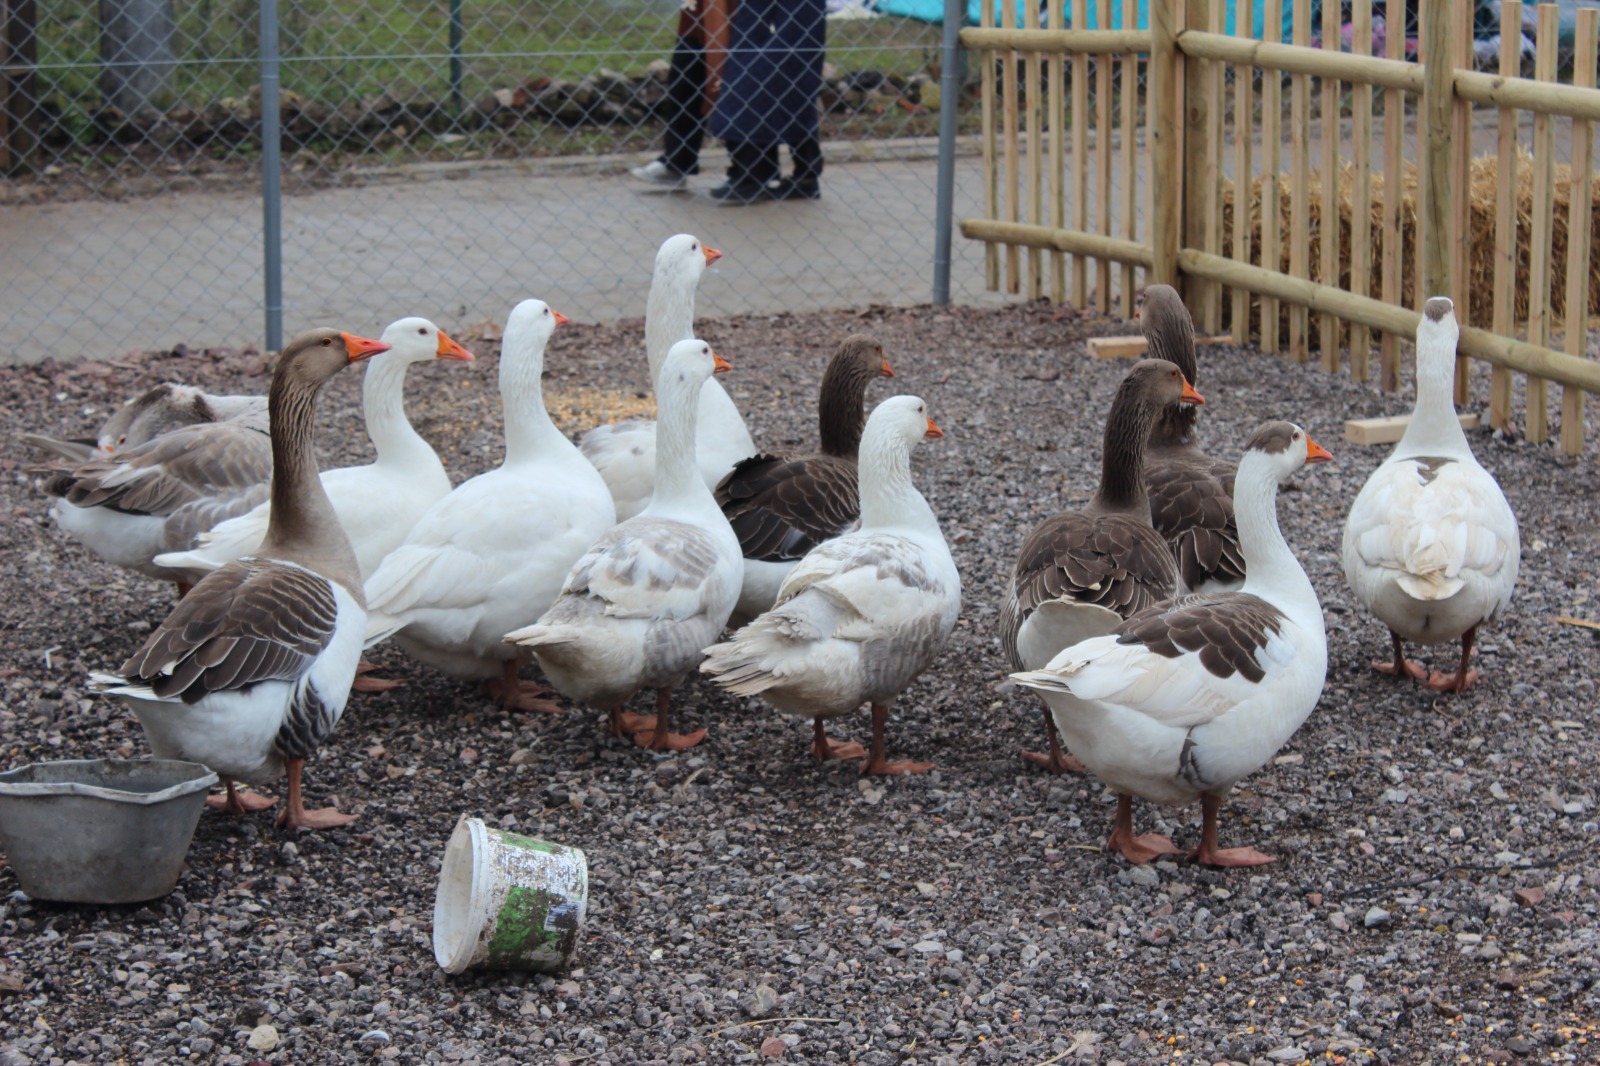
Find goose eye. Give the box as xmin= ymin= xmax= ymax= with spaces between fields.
xmin=320 ymin=338 xmax=332 ymax=346
xmin=1292 ymin=432 xmax=1301 ymax=440
xmin=418 ymin=327 xmax=427 ymax=335
xmin=117 ymin=435 xmax=127 ymax=445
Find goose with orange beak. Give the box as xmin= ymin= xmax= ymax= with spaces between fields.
xmin=1012 ymin=422 xmax=1334 ymax=867
xmin=702 ymin=395 xmax=961 ymax=776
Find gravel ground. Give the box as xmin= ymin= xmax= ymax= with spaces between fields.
xmin=1 ymin=302 xmax=1598 ymax=1066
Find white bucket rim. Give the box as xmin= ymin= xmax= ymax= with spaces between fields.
xmin=432 ymin=815 xmax=491 ymax=974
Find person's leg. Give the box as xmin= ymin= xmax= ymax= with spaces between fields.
xmin=712 ymin=141 xmax=777 ymax=202
xmin=661 ymin=38 xmax=706 ymax=175
xmin=773 ymin=137 xmax=823 ymax=200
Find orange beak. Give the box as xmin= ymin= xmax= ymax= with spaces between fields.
xmin=712 ymin=351 xmax=732 ymax=375
xmin=1305 ymin=435 xmax=1335 ymax=464
xmin=1180 ymin=377 xmax=1205 ymax=406
xmin=880 ymin=357 xmax=895 ymax=378
xmin=704 ymin=245 xmax=723 ymax=266
xmin=435 ymin=330 xmax=475 ymax=362
xmin=924 ymin=417 xmax=943 ymax=440
xmin=552 ymin=310 xmax=570 ymax=327
xmin=341 ymin=332 xmax=392 ymax=362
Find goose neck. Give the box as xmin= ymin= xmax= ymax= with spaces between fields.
xmin=259 ymin=369 xmax=360 ymax=588
xmin=1092 ymin=392 xmax=1155 ymax=513
xmin=360 ymin=354 xmax=429 ymax=463
xmin=644 ymin=272 xmax=699 ymax=385
xmin=652 ymin=371 xmax=710 ymax=508
xmin=817 ymin=367 xmax=871 ymax=458
xmin=857 ymin=427 xmax=935 ymax=532
xmin=1233 ymin=452 xmax=1317 ymax=611
xmin=499 ymin=338 xmax=564 ymax=464
xmin=1398 ymin=339 xmax=1468 ymax=453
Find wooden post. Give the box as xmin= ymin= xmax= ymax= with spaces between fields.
xmin=1095 ymin=0 xmax=1114 ymax=313
xmin=1420 ymin=0 xmax=1452 ymax=304
xmin=1318 ymin=0 xmax=1341 ymax=371
xmin=981 ymin=0 xmax=1000 ymax=291
xmin=1183 ymin=0 xmax=1214 ymax=317
xmin=1262 ymin=0 xmax=1284 ymax=353
xmin=1230 ymin=0 xmax=1255 ymax=345
xmin=1201 ymin=0 xmax=1226 ymax=333
xmin=1072 ymin=0 xmax=1089 ymax=304
xmin=1561 ymin=7 xmax=1596 ymax=458
xmin=1149 ymin=0 xmax=1180 ymax=288
xmin=1119 ymin=0 xmax=1138 ymax=318
xmin=1349 ymin=0 xmax=1374 ymax=380
xmin=1450 ymin=2 xmax=1473 ymax=403
xmin=1288 ymin=0 xmax=1310 ymax=362
xmin=1378 ymin=0 xmax=1404 ymax=390
xmin=1002 ymin=0 xmax=1023 ymax=294
xmin=1026 ymin=0 xmax=1044 ymax=300
xmin=1048 ymin=0 xmax=1067 ymax=304
xmin=1527 ymin=3 xmax=1558 ymax=443
xmin=1490 ymin=2 xmax=1522 ymax=430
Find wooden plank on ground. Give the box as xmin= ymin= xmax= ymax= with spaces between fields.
xmin=1089 ymin=333 xmax=1234 ymax=358
xmin=1344 ymin=412 xmax=1482 ymax=445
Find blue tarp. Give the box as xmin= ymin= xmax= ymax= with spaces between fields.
xmin=871 ymin=0 xmax=1297 ymax=38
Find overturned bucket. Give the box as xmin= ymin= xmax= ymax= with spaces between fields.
xmin=432 ymin=816 xmax=588 ymax=975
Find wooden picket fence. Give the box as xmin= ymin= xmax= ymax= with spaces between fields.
xmin=960 ymin=0 xmax=1600 ymax=457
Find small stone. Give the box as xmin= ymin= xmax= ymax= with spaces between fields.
xmin=1123 ymin=865 xmax=1159 ymax=887
xmin=360 ymin=1030 xmax=391 ymax=1045
xmin=1506 ymin=1036 xmax=1534 ymax=1056
xmin=1268 ymin=1047 xmax=1308 ymax=1063
xmin=1346 ymin=974 xmax=1366 ymax=992
xmin=1363 ymin=907 xmax=1392 ymax=928
xmin=1381 ymin=788 xmax=1409 ymax=804
xmin=760 ymin=1036 xmax=787 ymax=1058
xmin=509 ymin=748 xmax=535 ymax=766
xmin=743 ymin=983 xmax=779 ymax=1019
xmin=247 ymin=1024 xmax=279 ymax=1052
xmin=915 ymin=881 xmax=938 ymax=898
xmin=1513 ymin=887 xmax=1545 ymax=907
xmin=1493 ymin=968 xmax=1522 ymax=990
xmin=913 ymin=940 xmax=944 ymax=953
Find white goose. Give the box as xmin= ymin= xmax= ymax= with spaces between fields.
xmin=580 ymin=234 xmax=754 ymax=519
xmin=363 ymin=301 xmax=616 ymax=712
xmin=505 ymin=338 xmax=744 ymax=751
xmin=1342 ymin=297 xmax=1520 ymax=692
xmin=1012 ymin=422 xmax=1333 ymax=867
xmin=701 ymin=395 xmax=960 ymax=775
xmin=25 ymin=382 xmax=267 ymax=464
xmin=91 ymin=327 xmax=392 ymax=830
xmin=153 ymin=317 xmax=474 ymax=583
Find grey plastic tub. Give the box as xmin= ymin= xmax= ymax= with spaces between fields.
xmin=0 ymin=758 xmax=217 ymax=903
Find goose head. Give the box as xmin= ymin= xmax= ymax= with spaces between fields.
xmin=502 ymin=299 xmax=569 ymax=359
xmin=1241 ymin=420 xmax=1334 ymax=483
xmin=1417 ymin=296 xmax=1459 ymax=374
xmin=378 ymin=316 xmax=475 ymax=366
xmin=1122 ymin=358 xmax=1205 ymax=412
xmin=94 ymin=382 xmax=208 ymax=455
xmin=655 ymin=233 xmax=723 ymax=289
xmin=1138 ymin=284 xmax=1198 ymax=385
xmin=837 ymin=334 xmax=895 ymax=383
xmin=864 ymin=394 xmax=944 ymax=449
xmin=277 ymin=328 xmax=392 ymax=390
xmin=659 ymin=337 xmax=732 ymax=395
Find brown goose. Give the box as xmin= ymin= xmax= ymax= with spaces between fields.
xmin=91 ymin=327 xmax=391 ymax=831
xmin=25 ymin=382 xmax=268 ymax=464
xmin=999 ymin=359 xmax=1203 ymax=774
xmin=1141 ymin=285 xmax=1244 ymax=592
xmin=715 ymin=335 xmax=895 ymax=625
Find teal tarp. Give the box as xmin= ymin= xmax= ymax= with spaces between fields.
xmin=872 ymin=0 xmax=1296 ymax=39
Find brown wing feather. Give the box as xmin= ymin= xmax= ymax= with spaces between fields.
xmin=118 ymin=560 xmax=338 ymax=703
xmin=1146 ymin=450 xmax=1244 ymax=589
xmin=1001 ymin=511 xmax=1179 ymax=663
xmin=51 ymin=423 xmax=271 ymax=517
xmin=715 ymin=452 xmax=860 ymax=562
xmin=1114 ymin=592 xmax=1286 ymax=683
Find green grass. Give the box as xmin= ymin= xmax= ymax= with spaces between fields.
xmin=30 ymin=0 xmax=944 ymax=157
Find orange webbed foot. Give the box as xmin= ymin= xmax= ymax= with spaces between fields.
xmin=632 ymin=727 xmax=708 ymax=751
xmin=1108 ymin=832 xmax=1180 ymax=865
xmin=1189 ymin=844 xmax=1274 ymax=868
xmin=1021 ymin=749 xmax=1087 ymax=774
xmin=1371 ymin=658 xmax=1428 ymax=682
xmin=1426 ymin=669 xmax=1482 ymax=693
xmin=207 ymin=788 xmax=277 ymax=815
xmin=860 ymin=757 xmax=934 ymax=776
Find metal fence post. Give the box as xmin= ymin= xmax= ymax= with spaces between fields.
xmin=932 ymin=0 xmax=964 ymax=305
xmin=260 ymin=0 xmax=283 ymax=351
xmin=449 ymin=0 xmax=465 ymax=119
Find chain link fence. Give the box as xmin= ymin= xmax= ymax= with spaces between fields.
xmin=1 ymin=0 xmax=1012 ymax=363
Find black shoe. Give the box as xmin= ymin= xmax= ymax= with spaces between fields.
xmin=770 ymin=178 xmax=820 ymax=201
xmin=709 ymin=180 xmax=772 ymax=205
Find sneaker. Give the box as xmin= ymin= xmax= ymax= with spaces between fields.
xmin=629 ymin=159 xmax=688 ymax=192
xmin=770 ymin=177 xmax=820 ymax=201
xmin=708 ymin=180 xmax=773 ymax=206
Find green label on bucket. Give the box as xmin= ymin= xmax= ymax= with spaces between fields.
xmin=485 ymin=886 xmax=579 ymax=970
xmin=490 ymin=830 xmax=563 ymax=857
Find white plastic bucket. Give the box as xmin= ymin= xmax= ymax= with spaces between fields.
xmin=432 ymin=816 xmax=588 ymax=974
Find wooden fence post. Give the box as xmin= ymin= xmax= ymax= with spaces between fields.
xmin=1149 ymin=0 xmax=1180 ymax=288
xmin=1420 ymin=0 xmax=1453 ymax=304
xmin=1561 ymin=7 xmax=1596 ymax=458
xmin=1182 ymin=0 xmax=1213 ymax=316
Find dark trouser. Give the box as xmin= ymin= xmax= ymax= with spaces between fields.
xmin=725 ymin=138 xmax=824 ymax=187
xmin=661 ymin=37 xmax=706 ymax=176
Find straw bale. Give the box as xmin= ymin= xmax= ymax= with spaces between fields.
xmin=1219 ymin=151 xmax=1600 ymax=347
